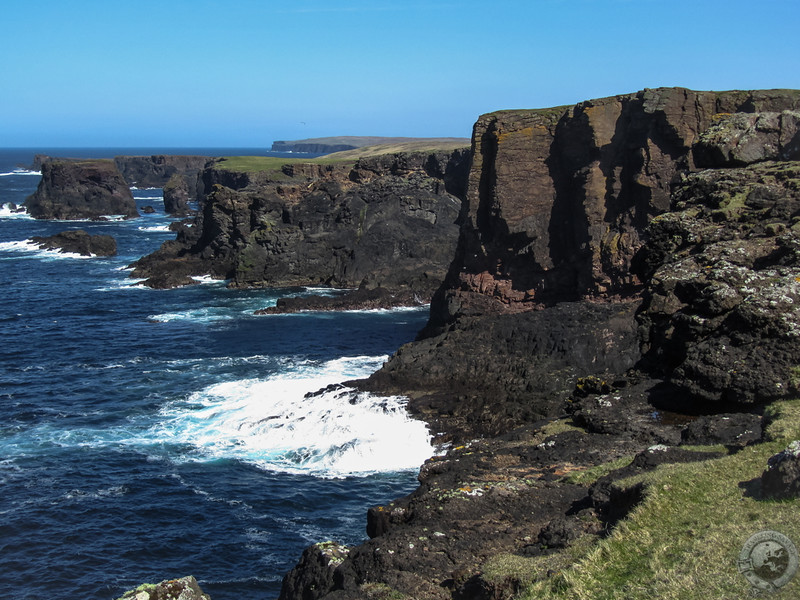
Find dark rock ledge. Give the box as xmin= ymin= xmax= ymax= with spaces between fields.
xmin=31 ymin=230 xmax=117 ymax=257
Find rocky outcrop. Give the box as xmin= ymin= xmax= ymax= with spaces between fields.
xmin=256 ymin=285 xmax=427 ymax=314
xmin=634 ymin=161 xmax=800 ymax=406
xmin=130 ymin=150 xmax=471 ymax=295
xmin=31 ymin=230 xmax=117 ymax=256
xmin=361 ymin=300 xmax=642 ymax=441
xmin=26 ymin=159 xmax=138 ymax=220
xmin=761 ymin=440 xmax=800 ymax=499
xmin=427 ymin=88 xmax=800 ymax=332
xmin=114 ymin=576 xmax=211 ymax=600
xmin=113 ymin=155 xmax=213 ymax=196
xmin=163 ymin=173 xmax=192 ymax=216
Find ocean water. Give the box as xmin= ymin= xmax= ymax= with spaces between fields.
xmin=0 ymin=149 xmax=433 ymax=599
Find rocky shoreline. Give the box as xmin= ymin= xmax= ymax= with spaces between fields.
xmin=274 ymin=87 xmax=800 ymax=599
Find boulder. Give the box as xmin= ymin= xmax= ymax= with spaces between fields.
xmin=114 ymin=576 xmax=211 ymax=600
xmin=761 ymin=440 xmax=800 ymax=499
xmin=26 ymin=159 xmax=138 ymax=220
xmin=31 ymin=229 xmax=117 ymax=256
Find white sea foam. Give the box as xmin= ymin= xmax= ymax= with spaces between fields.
xmin=0 ymin=239 xmax=92 ymax=260
xmin=0 ymin=169 xmax=40 ymax=177
xmin=151 ymin=355 xmax=433 ymax=477
xmin=137 ymin=225 xmax=172 ymax=232
xmin=0 ymin=356 xmax=433 ymax=478
xmin=0 ymin=203 xmax=32 ymax=219
xmin=190 ymin=274 xmax=221 ymax=284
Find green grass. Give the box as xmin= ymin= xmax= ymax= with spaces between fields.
xmin=215 ymin=155 xmax=353 ymax=173
xmin=509 ymin=398 xmax=800 ymax=600
xmin=216 ymin=139 xmax=469 ymax=173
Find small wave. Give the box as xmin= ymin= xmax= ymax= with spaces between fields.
xmin=0 ymin=203 xmax=32 ymax=219
xmin=0 ymin=239 xmax=93 ymax=260
xmin=137 ymin=225 xmax=172 ymax=232
xmin=191 ymin=275 xmax=221 ymax=284
xmin=0 ymin=169 xmax=40 ymax=177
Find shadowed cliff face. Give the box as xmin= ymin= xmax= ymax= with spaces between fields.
xmin=428 ymin=87 xmax=800 ymax=331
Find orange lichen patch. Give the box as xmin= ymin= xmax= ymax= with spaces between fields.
xmin=497 ymin=127 xmax=534 ymax=144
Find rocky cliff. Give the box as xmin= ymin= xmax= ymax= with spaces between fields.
xmin=113 ymin=154 xmax=213 ymax=196
xmin=26 ymin=159 xmax=139 ymax=220
xmin=130 ymin=150 xmax=471 ymax=295
xmin=278 ymin=87 xmax=800 ymax=600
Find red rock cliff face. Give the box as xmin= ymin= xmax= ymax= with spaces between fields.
xmin=429 ymin=87 xmax=800 ymax=330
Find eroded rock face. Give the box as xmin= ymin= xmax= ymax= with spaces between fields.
xmin=362 ymin=301 xmax=642 ymax=441
xmin=114 ymin=155 xmax=212 ymax=195
xmin=693 ymin=110 xmax=800 ymax=167
xmin=428 ymin=87 xmax=800 ymax=331
xmin=26 ymin=160 xmax=138 ymax=220
xmin=131 ymin=150 xmax=470 ymax=295
xmin=635 ymin=161 xmax=800 ymax=404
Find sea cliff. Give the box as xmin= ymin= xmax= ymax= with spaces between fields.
xmin=277 ymin=87 xmax=800 ymax=600
xmin=130 ymin=149 xmax=470 ymax=297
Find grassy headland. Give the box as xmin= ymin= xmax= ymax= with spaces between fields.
xmin=495 ymin=399 xmax=800 ymax=600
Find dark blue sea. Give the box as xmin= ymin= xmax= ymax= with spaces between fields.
xmin=0 ymin=149 xmax=433 ymax=599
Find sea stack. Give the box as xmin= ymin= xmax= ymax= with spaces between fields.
xmin=26 ymin=159 xmax=139 ymax=220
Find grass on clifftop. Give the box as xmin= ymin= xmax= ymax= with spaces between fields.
xmin=216 ymin=139 xmax=469 ymax=173
xmin=499 ymin=399 xmax=800 ymax=600
xmin=215 ymin=155 xmax=352 ymax=173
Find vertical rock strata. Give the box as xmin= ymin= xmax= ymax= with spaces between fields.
xmin=431 ymin=87 xmax=800 ymax=328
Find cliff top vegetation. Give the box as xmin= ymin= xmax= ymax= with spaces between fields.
xmin=218 ymin=139 xmax=470 ymax=173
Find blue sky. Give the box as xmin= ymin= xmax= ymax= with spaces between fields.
xmin=2 ymin=0 xmax=798 ymax=148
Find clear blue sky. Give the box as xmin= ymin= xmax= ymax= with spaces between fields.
xmin=2 ymin=0 xmax=798 ymax=148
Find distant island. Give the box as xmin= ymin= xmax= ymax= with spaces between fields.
xmin=270 ymin=136 xmax=470 ymax=155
